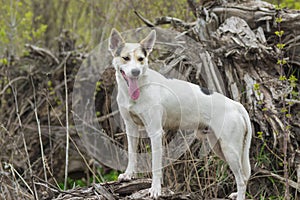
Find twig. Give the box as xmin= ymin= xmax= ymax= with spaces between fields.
xmin=93 ymin=184 xmax=115 ymax=200
xmin=63 ymin=53 xmax=71 ymax=190
xmin=178 ymin=130 xmax=203 ymax=195
xmin=9 ymin=76 xmax=37 ymax=199
xmin=0 ymin=76 xmax=27 ymax=96
xmin=47 ymin=92 xmax=54 ymax=182
xmin=258 ymin=169 xmax=300 ymax=191
xmin=6 ymin=163 xmax=34 ymax=195
xmin=134 ymin=10 xmax=155 ymax=27
xmin=30 ymin=76 xmax=48 ymax=185
xmin=25 ymin=44 xmax=59 ymax=64
xmin=69 ymin=135 xmax=102 ymax=183
xmin=285 ymin=99 xmax=300 ymax=104
xmin=154 ymin=16 xmax=196 ymax=29
xmin=33 ymin=181 xmax=61 ymax=194
xmin=97 ymin=110 xmax=119 ymax=122
xmin=71 ymin=110 xmax=123 ymax=146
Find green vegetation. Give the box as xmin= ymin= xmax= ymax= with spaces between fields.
xmin=0 ymin=0 xmax=298 ymax=57
xmin=58 ymin=168 xmax=119 ymax=190
xmin=266 ymin=0 xmax=300 ymax=9
xmin=0 ymin=0 xmax=193 ymax=57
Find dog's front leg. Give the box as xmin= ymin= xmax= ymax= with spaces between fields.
xmin=118 ymin=111 xmax=139 ymax=181
xmin=144 ymin=106 xmax=164 ymax=199
xmin=149 ymin=131 xmax=163 ymax=199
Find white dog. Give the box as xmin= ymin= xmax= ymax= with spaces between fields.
xmin=108 ymin=28 xmax=252 ymax=200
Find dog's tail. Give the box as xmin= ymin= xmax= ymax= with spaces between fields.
xmin=238 ymin=104 xmax=252 ymax=181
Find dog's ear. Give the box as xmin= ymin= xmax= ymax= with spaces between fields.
xmin=140 ymin=30 xmax=156 ymax=55
xmin=109 ymin=28 xmax=125 ymax=56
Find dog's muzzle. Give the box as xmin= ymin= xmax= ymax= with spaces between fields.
xmin=131 ymin=68 xmax=140 ymax=77
xmin=120 ymin=70 xmax=140 ymax=100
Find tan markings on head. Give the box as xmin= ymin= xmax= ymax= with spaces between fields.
xmin=119 ymin=44 xmax=147 ymax=64
xmin=134 ymin=48 xmax=146 ymax=64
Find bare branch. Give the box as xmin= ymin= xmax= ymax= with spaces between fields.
xmin=134 ymin=10 xmax=155 ymax=27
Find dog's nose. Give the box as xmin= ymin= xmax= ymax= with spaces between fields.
xmin=131 ymin=68 xmax=140 ymax=77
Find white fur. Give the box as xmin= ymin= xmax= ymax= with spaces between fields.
xmin=109 ymin=29 xmax=252 ymax=200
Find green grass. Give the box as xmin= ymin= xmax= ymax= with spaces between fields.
xmin=59 ymin=167 xmax=120 ymax=190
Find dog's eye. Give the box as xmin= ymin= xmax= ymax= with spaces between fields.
xmin=122 ymin=56 xmax=130 ymax=61
xmin=137 ymin=57 xmax=144 ymax=62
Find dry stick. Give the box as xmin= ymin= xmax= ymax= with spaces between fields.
xmin=259 ymin=169 xmax=300 ymax=191
xmin=7 ymin=163 xmax=34 ymax=195
xmin=93 ymin=184 xmax=115 ymax=200
xmin=154 ymin=16 xmax=195 ymax=29
xmin=43 ymin=99 xmax=84 ymax=189
xmin=0 ymin=76 xmax=27 ymax=95
xmin=134 ymin=10 xmax=195 ymax=29
xmin=134 ymin=10 xmax=155 ymax=27
xmin=7 ymin=162 xmax=20 ymax=197
xmin=10 ymin=77 xmax=37 ymax=199
xmin=285 ymin=99 xmax=300 ymax=104
xmin=30 ymin=76 xmax=48 ymax=185
xmin=33 ymin=181 xmax=61 ymax=194
xmin=178 ymin=130 xmax=203 ymax=195
xmin=63 ymin=53 xmax=71 ymax=190
xmin=47 ymin=97 xmax=54 ymax=179
xmin=69 ymin=134 xmax=102 ymax=183
xmin=97 ymin=110 xmax=119 ymax=122
xmin=72 ymin=110 xmax=123 ymax=146
xmin=24 ymin=44 xmax=59 ymax=64
xmin=3 ymin=184 xmax=32 ymax=199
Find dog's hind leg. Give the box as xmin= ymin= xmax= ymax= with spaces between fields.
xmin=217 ymin=122 xmax=250 ymax=200
xmin=225 ymin=148 xmax=247 ymax=200
xmin=207 ymin=131 xmax=247 ymax=200
xmin=226 ymin=105 xmax=252 ymax=200
xmin=212 ymin=110 xmax=251 ymax=200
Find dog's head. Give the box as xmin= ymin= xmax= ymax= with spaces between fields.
xmin=108 ymin=29 xmax=156 ymax=100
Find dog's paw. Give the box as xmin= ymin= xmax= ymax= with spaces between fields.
xmin=118 ymin=172 xmax=133 ymax=182
xmin=149 ymin=184 xmax=161 ymax=199
xmin=228 ymin=192 xmax=237 ymax=199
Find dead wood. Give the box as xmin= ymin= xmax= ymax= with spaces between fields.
xmin=42 ymin=178 xmax=194 ymax=200
xmin=258 ymin=169 xmax=300 ymax=191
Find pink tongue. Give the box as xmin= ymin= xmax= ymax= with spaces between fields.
xmin=128 ymin=78 xmax=140 ymax=100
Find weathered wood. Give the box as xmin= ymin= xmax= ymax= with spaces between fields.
xmin=48 ymin=179 xmax=194 ymax=200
